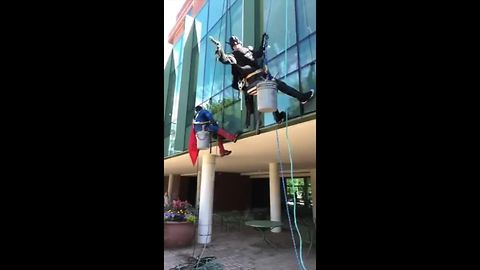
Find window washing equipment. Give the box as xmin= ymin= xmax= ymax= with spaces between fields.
xmin=256 ymin=80 xmax=278 ymax=112
xmin=195 ymin=128 xmax=210 ymax=150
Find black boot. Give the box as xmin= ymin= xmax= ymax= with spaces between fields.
xmin=273 ymin=111 xmax=286 ymax=124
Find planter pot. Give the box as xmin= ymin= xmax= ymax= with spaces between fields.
xmin=164 ymin=221 xmax=195 ymax=249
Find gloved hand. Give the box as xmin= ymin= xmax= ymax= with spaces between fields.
xmin=227 ymin=55 xmax=237 ymax=65
xmin=261 ymin=33 xmax=269 ymax=50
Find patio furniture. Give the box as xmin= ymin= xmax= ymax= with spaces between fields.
xmin=245 ymin=220 xmax=283 ymax=247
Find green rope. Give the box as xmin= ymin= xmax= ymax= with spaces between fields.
xmin=285 ymin=112 xmax=307 ymax=270
xmin=283 ymin=0 xmax=307 ymax=268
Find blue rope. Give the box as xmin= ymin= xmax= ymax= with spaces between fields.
xmin=285 ymin=112 xmax=308 ymax=270
xmin=274 ymin=127 xmax=302 ymax=269
xmin=267 ymin=0 xmax=307 ymax=269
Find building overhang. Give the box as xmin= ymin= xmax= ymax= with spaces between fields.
xmin=164 ymin=118 xmax=316 ymax=176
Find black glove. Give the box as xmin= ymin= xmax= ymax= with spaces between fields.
xmin=261 ymin=33 xmax=269 ymax=51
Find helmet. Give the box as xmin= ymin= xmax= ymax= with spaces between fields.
xmin=228 ymin=36 xmax=242 ymax=49
xmin=194 ymin=105 xmax=203 ymax=113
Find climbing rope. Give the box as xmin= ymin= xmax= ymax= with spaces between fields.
xmin=285 ymin=111 xmax=308 ymax=270
xmin=269 ymin=0 xmax=308 ymax=269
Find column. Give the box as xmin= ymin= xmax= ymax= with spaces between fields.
xmin=195 ymin=170 xmax=202 ymax=208
xmin=197 ymin=153 xmax=216 ymax=244
xmin=167 ymin=174 xmax=181 ymax=201
xmin=167 ymin=174 xmax=174 ymax=204
xmin=310 ymin=169 xmax=317 ymax=228
xmin=269 ymin=162 xmax=281 ymax=233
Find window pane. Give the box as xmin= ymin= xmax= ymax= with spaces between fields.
xmin=184 ymin=123 xmax=192 ymax=151
xmin=264 ymin=0 xmax=296 ymax=59
xmin=208 ymin=91 xmax=224 ymax=126
xmin=300 ymin=63 xmax=316 ymax=114
xmin=309 ymin=34 xmax=316 ymax=61
xmin=228 ymin=0 xmax=237 ymax=8
xmin=266 ymin=46 xmax=297 ymax=79
xmin=173 ymin=36 xmax=184 ymax=68
xmin=223 ymin=0 xmax=242 ymax=86
xmin=212 ymin=16 xmax=227 ymax=95
xmin=263 ymin=71 xmax=301 ymax=126
xmin=299 ymin=38 xmax=313 ymax=67
xmin=204 ymin=19 xmax=224 ymax=100
xmin=208 ymin=0 xmax=227 ymax=31
xmin=226 ymin=0 xmax=242 ymax=40
xmin=222 ymin=87 xmax=242 ymax=133
xmin=195 ymin=38 xmax=207 ymax=106
xmin=280 ymin=71 xmax=301 ymax=118
xmin=296 ymin=0 xmax=316 ymax=40
xmin=168 ymin=61 xmax=183 ymax=156
xmin=195 ymin=2 xmax=209 ymax=39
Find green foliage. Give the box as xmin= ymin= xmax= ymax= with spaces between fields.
xmin=205 ymin=98 xmax=236 ymax=114
xmin=186 ymin=215 xmax=197 ymax=223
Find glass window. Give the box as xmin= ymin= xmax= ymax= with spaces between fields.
xmin=264 ymin=0 xmax=296 ymax=59
xmin=309 ymin=34 xmax=316 ymax=62
xmin=266 ymin=46 xmax=298 ymax=79
xmin=280 ymin=71 xmax=301 ymax=118
xmin=223 ymin=0 xmax=242 ymax=86
xmin=203 ymin=19 xmax=225 ymax=101
xmin=195 ymin=38 xmax=207 ymax=105
xmin=299 ymin=63 xmax=316 ymax=114
xmin=225 ymin=0 xmax=242 ymax=40
xmin=207 ymin=91 xmax=224 ymax=126
xmin=228 ymin=0 xmax=237 ymax=8
xmin=169 ymin=63 xmax=183 ymax=154
xmin=184 ymin=123 xmax=192 ymax=151
xmin=212 ymin=16 xmax=227 ymax=95
xmin=164 ymin=137 xmax=170 ymax=157
xmin=263 ymin=71 xmax=301 ymax=126
xmin=173 ymin=36 xmax=184 ymax=68
xmin=296 ymin=0 xmax=316 ymax=40
xmin=222 ymin=87 xmax=242 ymax=133
xmin=299 ymin=35 xmax=315 ymax=67
xmin=195 ymin=2 xmax=209 ymax=39
xmin=208 ymin=0 xmax=227 ymax=31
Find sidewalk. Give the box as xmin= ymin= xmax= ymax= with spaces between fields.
xmin=164 ymin=224 xmax=316 ymax=270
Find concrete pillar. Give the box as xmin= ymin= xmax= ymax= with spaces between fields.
xmin=269 ymin=162 xmax=281 ymax=233
xmin=167 ymin=174 xmax=181 ymax=201
xmin=167 ymin=174 xmax=174 ymax=204
xmin=195 ymin=170 xmax=202 ymax=208
xmin=310 ymin=169 xmax=317 ymax=228
xmin=197 ymin=153 xmax=216 ymax=244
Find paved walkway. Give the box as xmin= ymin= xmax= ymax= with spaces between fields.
xmin=164 ymin=224 xmax=316 ymax=270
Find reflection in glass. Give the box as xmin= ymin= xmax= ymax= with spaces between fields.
xmin=296 ymin=0 xmax=316 ymax=40
xmin=264 ymin=0 xmax=296 ymax=59
xmin=208 ymin=0 xmax=227 ymax=31
xmin=195 ymin=2 xmax=209 ymax=39
xmin=300 ymin=63 xmax=316 ymax=114
xmin=195 ymin=38 xmax=207 ymax=105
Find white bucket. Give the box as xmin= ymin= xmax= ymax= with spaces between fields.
xmin=196 ymin=131 xmax=210 ymax=150
xmin=257 ymin=81 xmax=278 ymax=112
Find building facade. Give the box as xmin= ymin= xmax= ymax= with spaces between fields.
xmin=164 ymin=0 xmax=316 ymax=243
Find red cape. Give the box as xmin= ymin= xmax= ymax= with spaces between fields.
xmin=188 ymin=126 xmax=199 ymax=166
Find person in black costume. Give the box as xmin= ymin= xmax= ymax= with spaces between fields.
xmin=212 ymin=34 xmax=314 ymax=126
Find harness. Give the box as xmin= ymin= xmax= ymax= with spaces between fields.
xmin=238 ymin=65 xmax=269 ymax=95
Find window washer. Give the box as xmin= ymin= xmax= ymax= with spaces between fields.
xmin=210 ymin=34 xmax=315 ymax=126
xmin=191 ymin=105 xmax=239 ymax=157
